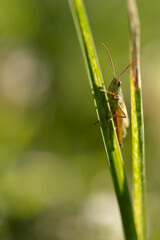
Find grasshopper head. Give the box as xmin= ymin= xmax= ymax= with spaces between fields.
xmin=108 ymin=77 xmax=121 ymax=94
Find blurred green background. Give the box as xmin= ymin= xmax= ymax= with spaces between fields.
xmin=0 ymin=0 xmax=159 ymax=239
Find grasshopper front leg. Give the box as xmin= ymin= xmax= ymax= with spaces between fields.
xmin=99 ymin=89 xmax=119 ymax=99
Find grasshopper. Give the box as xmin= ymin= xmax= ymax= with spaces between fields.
xmin=100 ymin=43 xmax=132 ymax=146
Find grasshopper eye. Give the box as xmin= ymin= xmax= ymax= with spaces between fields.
xmin=118 ymin=80 xmax=121 ymax=87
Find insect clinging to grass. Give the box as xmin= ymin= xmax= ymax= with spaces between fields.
xmin=100 ymin=43 xmax=133 ymax=146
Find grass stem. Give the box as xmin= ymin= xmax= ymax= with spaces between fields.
xmin=68 ymin=0 xmax=137 ymax=239
xmin=127 ymin=0 xmax=146 ymax=239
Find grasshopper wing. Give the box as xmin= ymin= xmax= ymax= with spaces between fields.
xmin=122 ymin=98 xmax=129 ymax=138
xmin=114 ymin=116 xmax=123 ymax=146
xmin=113 ymin=105 xmax=124 ymax=146
xmin=113 ymin=100 xmax=129 ymax=146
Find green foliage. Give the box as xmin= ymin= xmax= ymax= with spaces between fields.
xmin=127 ymin=0 xmax=146 ymax=238
xmin=68 ymin=0 xmax=138 ymax=239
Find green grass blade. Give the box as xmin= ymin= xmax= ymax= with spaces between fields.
xmin=127 ymin=0 xmax=146 ymax=239
xmin=68 ymin=0 xmax=137 ymax=239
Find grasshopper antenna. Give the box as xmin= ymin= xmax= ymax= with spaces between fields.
xmin=116 ymin=61 xmax=136 ymax=79
xmin=101 ymin=42 xmax=115 ymax=78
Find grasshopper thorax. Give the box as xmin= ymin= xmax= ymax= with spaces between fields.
xmin=108 ymin=77 xmax=121 ymax=95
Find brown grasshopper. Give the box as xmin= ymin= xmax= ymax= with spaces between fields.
xmin=100 ymin=43 xmax=132 ymax=146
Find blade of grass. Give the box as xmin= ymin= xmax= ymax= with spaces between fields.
xmin=68 ymin=0 xmax=137 ymax=239
xmin=127 ymin=0 xmax=146 ymax=239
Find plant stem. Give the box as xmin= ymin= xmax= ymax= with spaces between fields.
xmin=68 ymin=0 xmax=137 ymax=239
xmin=127 ymin=0 xmax=146 ymax=239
